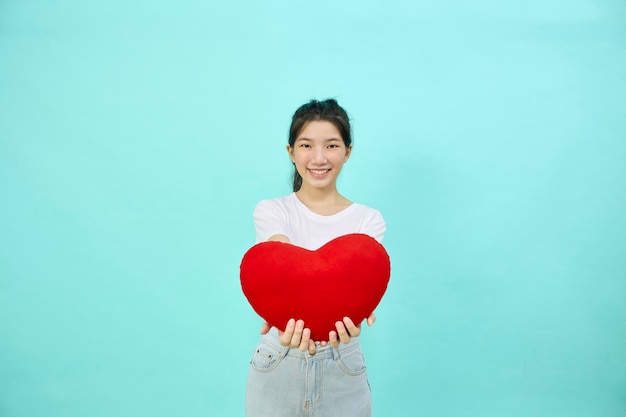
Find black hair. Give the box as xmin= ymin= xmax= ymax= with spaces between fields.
xmin=288 ymin=99 xmax=352 ymax=192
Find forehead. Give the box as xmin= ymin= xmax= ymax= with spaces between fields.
xmin=296 ymin=120 xmax=342 ymax=141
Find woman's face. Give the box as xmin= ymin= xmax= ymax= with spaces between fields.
xmin=287 ymin=120 xmax=352 ymax=192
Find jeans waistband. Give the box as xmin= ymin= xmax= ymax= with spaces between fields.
xmin=261 ymin=326 xmax=361 ymax=361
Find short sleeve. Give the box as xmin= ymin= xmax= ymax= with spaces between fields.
xmin=362 ymin=209 xmax=386 ymax=243
xmin=253 ymin=200 xmax=288 ymax=243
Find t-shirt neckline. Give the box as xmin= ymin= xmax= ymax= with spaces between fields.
xmin=291 ymin=192 xmax=356 ymax=219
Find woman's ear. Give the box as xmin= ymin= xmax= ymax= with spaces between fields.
xmin=286 ymin=144 xmax=295 ymax=163
xmin=344 ymin=144 xmax=353 ymax=162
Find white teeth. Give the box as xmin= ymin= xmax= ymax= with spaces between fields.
xmin=310 ymin=169 xmax=329 ymax=175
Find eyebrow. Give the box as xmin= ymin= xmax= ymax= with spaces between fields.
xmin=296 ymin=137 xmax=342 ymax=142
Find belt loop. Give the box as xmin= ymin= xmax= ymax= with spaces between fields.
xmin=332 ymin=347 xmax=339 ymax=361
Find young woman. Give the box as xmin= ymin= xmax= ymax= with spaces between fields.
xmin=246 ymin=99 xmax=386 ymax=417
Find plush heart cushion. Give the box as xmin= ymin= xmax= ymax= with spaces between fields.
xmin=240 ymin=233 xmax=391 ymax=341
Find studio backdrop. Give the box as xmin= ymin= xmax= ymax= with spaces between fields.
xmin=1 ymin=1 xmax=625 ymax=416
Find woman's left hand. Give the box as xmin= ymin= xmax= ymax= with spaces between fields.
xmin=328 ymin=313 xmax=376 ymax=349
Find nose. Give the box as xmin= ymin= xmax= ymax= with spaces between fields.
xmin=312 ymin=147 xmax=328 ymax=164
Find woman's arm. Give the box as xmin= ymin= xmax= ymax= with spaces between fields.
xmin=267 ymin=234 xmax=290 ymax=243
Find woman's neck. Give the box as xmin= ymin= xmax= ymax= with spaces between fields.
xmin=295 ymin=186 xmax=352 ymax=216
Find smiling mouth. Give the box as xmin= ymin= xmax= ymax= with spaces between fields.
xmin=308 ymin=168 xmax=331 ymax=177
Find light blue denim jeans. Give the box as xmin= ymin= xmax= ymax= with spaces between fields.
xmin=246 ymin=327 xmax=372 ymax=417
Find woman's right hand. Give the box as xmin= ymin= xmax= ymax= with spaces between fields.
xmin=260 ymin=318 xmax=316 ymax=355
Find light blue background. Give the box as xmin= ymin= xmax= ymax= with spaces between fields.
xmin=1 ymin=1 xmax=625 ymax=416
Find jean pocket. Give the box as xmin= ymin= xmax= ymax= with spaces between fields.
xmin=250 ymin=341 xmax=285 ymax=373
xmin=336 ymin=348 xmax=367 ymax=376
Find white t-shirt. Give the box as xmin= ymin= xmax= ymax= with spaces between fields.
xmin=253 ymin=193 xmax=386 ymax=250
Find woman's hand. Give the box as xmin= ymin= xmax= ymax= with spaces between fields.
xmin=260 ymin=319 xmax=317 ymax=355
xmin=259 ymin=321 xmax=272 ymax=335
xmin=328 ymin=313 xmax=376 ymax=349
xmin=259 ymin=312 xmax=377 ymax=352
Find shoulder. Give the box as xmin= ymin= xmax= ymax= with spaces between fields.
xmin=349 ymin=202 xmax=386 ymax=242
xmin=252 ymin=194 xmax=298 ymax=242
xmin=254 ymin=193 xmax=296 ymax=213
xmin=253 ymin=193 xmax=299 ymax=219
xmin=351 ymin=202 xmax=385 ymax=222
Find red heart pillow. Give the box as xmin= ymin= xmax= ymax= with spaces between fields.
xmin=240 ymin=233 xmax=391 ymax=341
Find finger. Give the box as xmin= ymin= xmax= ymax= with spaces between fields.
xmin=335 ymin=321 xmax=351 ymax=344
xmin=298 ymin=327 xmax=311 ymax=352
xmin=260 ymin=321 xmax=271 ymax=334
xmin=343 ymin=317 xmax=361 ymax=337
xmin=329 ymin=330 xmax=339 ymax=349
xmin=367 ymin=313 xmax=376 ymax=326
xmin=308 ymin=339 xmax=317 ymax=355
xmin=289 ymin=319 xmax=305 ymax=348
xmin=279 ymin=318 xmax=295 ymax=346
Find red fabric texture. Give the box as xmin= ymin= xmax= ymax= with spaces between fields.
xmin=240 ymin=233 xmax=391 ymax=341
